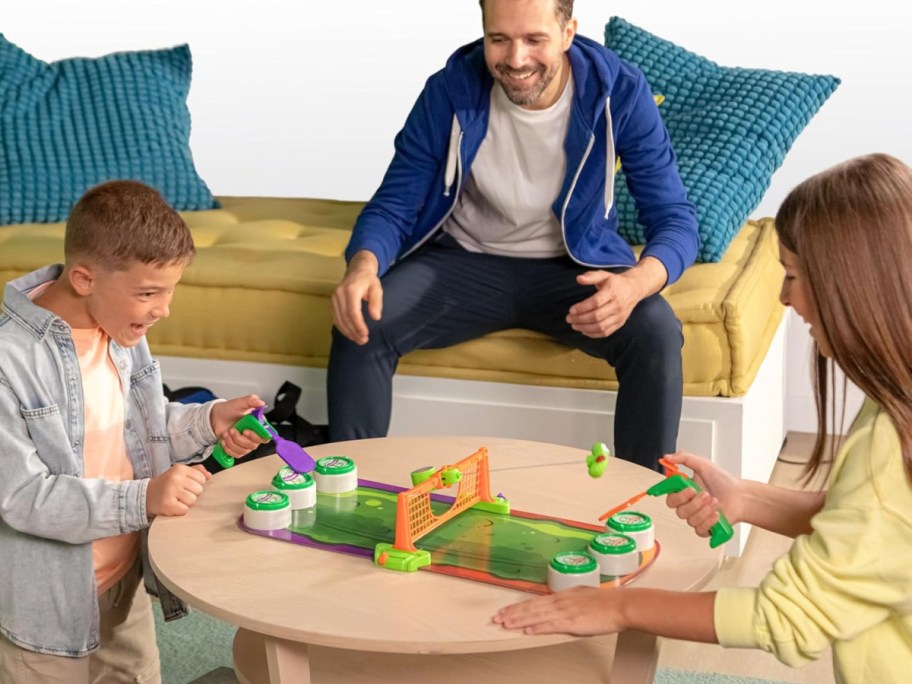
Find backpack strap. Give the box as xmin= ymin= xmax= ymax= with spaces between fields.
xmin=264 ymin=381 xmax=328 ymax=447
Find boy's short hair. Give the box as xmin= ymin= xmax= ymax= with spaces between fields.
xmin=65 ymin=180 xmax=196 ymax=271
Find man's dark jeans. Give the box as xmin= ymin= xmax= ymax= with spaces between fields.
xmin=327 ymin=236 xmax=683 ymax=471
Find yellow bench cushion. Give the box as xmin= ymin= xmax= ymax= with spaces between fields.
xmin=0 ymin=196 xmax=783 ymax=397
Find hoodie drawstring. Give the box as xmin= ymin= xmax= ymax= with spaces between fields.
xmin=443 ymin=115 xmax=461 ymax=196
xmin=604 ymin=97 xmax=615 ymax=218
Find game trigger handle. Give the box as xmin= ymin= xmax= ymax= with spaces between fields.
xmin=645 ymin=473 xmax=691 ymax=496
xmin=210 ymin=413 xmax=273 ymax=469
xmin=707 ymin=512 xmax=735 ymax=548
xmin=646 ymin=474 xmax=734 ymax=549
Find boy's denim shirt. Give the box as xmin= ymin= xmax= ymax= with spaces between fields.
xmin=0 ymin=265 xmax=219 ymax=656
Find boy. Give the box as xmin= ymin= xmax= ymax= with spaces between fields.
xmin=0 ymin=180 xmax=267 ymax=683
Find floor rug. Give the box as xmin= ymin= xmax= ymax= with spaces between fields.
xmin=154 ymin=604 xmax=791 ymax=684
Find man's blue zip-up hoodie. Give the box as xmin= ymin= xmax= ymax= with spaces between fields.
xmin=346 ymin=35 xmax=699 ymax=284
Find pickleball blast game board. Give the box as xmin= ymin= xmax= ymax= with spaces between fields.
xmin=239 ymin=477 xmax=659 ymax=595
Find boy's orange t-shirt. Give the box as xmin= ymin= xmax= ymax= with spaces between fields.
xmin=71 ymin=326 xmax=140 ymax=594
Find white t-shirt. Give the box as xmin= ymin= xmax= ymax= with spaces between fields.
xmin=443 ymin=75 xmax=574 ymax=257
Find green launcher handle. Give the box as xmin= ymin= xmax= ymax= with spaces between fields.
xmin=210 ymin=413 xmax=273 ymax=469
xmin=646 ymin=474 xmax=734 ymax=549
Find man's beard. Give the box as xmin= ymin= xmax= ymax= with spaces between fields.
xmin=494 ymin=61 xmax=559 ymax=107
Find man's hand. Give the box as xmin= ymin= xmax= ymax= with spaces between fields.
xmin=209 ymin=394 xmax=269 ymax=460
xmin=566 ymin=256 xmax=667 ymax=338
xmin=147 ymin=464 xmax=211 ymax=517
xmin=567 ymin=271 xmax=641 ymax=338
xmin=331 ymin=250 xmax=383 ymax=345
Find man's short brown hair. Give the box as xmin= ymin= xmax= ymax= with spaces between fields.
xmin=65 ymin=180 xmax=196 ymax=271
xmin=479 ymin=0 xmax=573 ymax=27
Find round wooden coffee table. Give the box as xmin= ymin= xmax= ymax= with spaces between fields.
xmin=149 ymin=436 xmax=722 ymax=683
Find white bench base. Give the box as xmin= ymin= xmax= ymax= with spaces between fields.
xmin=158 ymin=318 xmax=786 ymax=556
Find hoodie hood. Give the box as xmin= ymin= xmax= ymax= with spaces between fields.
xmin=439 ymin=34 xmax=622 ymax=212
xmin=442 ymin=34 xmax=620 ymax=131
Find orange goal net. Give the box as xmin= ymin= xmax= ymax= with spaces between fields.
xmin=390 ymin=447 xmax=498 ymax=553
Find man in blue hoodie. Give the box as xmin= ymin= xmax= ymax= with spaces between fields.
xmin=327 ymin=0 xmax=698 ymax=470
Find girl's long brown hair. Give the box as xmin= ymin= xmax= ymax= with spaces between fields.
xmin=775 ymin=153 xmax=912 ymax=481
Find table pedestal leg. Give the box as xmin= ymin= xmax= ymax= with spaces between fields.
xmin=265 ymin=635 xmax=311 ymax=684
xmin=233 ymin=627 xmax=312 ymax=684
xmin=611 ymin=630 xmax=659 ymax=684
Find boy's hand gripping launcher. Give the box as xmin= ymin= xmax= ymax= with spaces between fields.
xmin=210 ymin=407 xmax=316 ymax=473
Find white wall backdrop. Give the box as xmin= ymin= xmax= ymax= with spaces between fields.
xmin=7 ymin=0 xmax=909 ymax=433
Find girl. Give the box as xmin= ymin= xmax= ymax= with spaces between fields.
xmin=493 ymin=153 xmax=912 ymax=683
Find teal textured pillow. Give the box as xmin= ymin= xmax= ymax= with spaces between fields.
xmin=605 ymin=18 xmax=839 ymax=262
xmin=0 ymin=35 xmax=216 ymax=225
